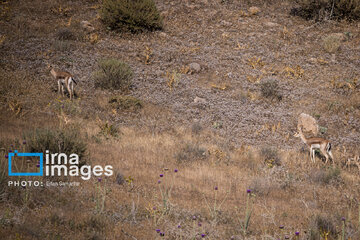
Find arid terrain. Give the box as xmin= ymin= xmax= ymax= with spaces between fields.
xmin=0 ymin=0 xmax=360 ymax=239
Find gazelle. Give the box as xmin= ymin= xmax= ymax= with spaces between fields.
xmin=294 ymin=127 xmax=334 ymax=164
xmin=49 ymin=66 xmax=77 ymax=100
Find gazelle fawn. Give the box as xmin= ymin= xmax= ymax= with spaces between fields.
xmin=49 ymin=66 xmax=77 ymax=100
xmin=294 ymin=127 xmax=334 ymax=164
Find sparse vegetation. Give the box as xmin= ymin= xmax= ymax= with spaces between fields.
xmin=100 ymin=0 xmax=163 ymax=33
xmin=309 ymin=167 xmax=342 ymax=185
xmin=24 ymin=127 xmax=87 ymax=161
xmin=292 ymin=0 xmax=360 ymax=20
xmin=109 ymin=95 xmax=143 ymax=111
xmin=93 ymin=59 xmax=133 ymax=91
xmin=175 ymin=143 xmax=206 ymax=163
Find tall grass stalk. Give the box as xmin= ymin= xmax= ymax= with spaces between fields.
xmin=203 ymin=187 xmax=229 ymax=224
xmin=238 ymin=190 xmax=254 ymax=236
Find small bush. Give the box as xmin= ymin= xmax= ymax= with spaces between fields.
xmin=292 ymin=0 xmax=360 ymax=20
xmin=93 ymin=59 xmax=133 ymax=91
xmin=53 ymin=40 xmax=72 ymax=52
xmin=100 ymin=0 xmax=163 ymax=33
xmin=310 ymin=167 xmax=342 ymax=185
xmin=191 ymin=122 xmax=203 ymax=135
xmin=24 ymin=127 xmax=87 ymax=161
xmin=98 ymin=121 xmax=119 ymax=138
xmin=308 ymin=214 xmax=338 ymax=239
xmin=260 ymin=147 xmax=281 ymax=167
xmin=260 ymin=78 xmax=282 ymax=100
xmin=56 ymin=28 xmax=76 ymax=41
xmin=109 ymin=95 xmax=143 ymax=111
xmin=323 ymin=34 xmax=341 ymax=53
xmin=175 ymin=143 xmax=207 ymax=163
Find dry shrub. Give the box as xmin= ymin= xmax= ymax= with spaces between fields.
xmin=260 ymin=78 xmax=282 ymax=100
xmin=56 ymin=28 xmax=76 ymax=41
xmin=175 ymin=143 xmax=207 ymax=163
xmin=309 ymin=167 xmax=342 ymax=185
xmin=297 ymin=113 xmax=318 ymax=136
xmin=109 ymin=95 xmax=143 ymax=111
xmin=323 ymin=34 xmax=341 ymax=53
xmin=260 ymin=147 xmax=281 ymax=167
xmin=53 ymin=40 xmax=73 ymax=52
xmin=308 ymin=214 xmax=338 ymax=239
xmin=100 ymin=0 xmax=163 ymax=33
xmin=93 ymin=59 xmax=133 ymax=91
xmin=24 ymin=127 xmax=87 ymax=162
xmin=249 ymin=176 xmax=279 ymax=196
xmin=292 ymin=0 xmax=360 ymax=20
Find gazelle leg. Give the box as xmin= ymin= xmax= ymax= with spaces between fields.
xmin=320 ymin=148 xmax=328 ymax=164
xmin=58 ymin=80 xmax=61 ymax=94
xmin=67 ymin=81 xmax=72 ymax=100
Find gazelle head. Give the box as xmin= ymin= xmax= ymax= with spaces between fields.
xmin=293 ymin=131 xmax=300 ymax=138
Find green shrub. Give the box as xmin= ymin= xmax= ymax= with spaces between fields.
xmin=109 ymin=95 xmax=143 ymax=111
xmin=292 ymin=0 xmax=360 ymax=20
xmin=24 ymin=127 xmax=87 ymax=161
xmin=100 ymin=0 xmax=163 ymax=33
xmin=93 ymin=59 xmax=133 ymax=91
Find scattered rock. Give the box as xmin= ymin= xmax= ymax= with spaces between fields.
xmin=189 ymin=62 xmax=201 ymax=74
xmin=159 ymin=32 xmax=167 ymax=38
xmin=264 ymin=22 xmax=279 ymax=27
xmin=248 ymin=6 xmax=260 ymax=15
xmin=221 ymin=20 xmax=232 ymax=27
xmin=81 ymin=20 xmax=95 ymax=32
xmin=194 ymin=96 xmax=206 ymax=104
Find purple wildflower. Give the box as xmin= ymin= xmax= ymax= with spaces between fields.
xmin=156 ymin=229 xmax=161 ymax=233
xmin=174 ymin=169 xmax=178 ymax=173
xmin=36 ymin=164 xmax=40 ymax=168
xmin=177 ymin=225 xmax=181 ymax=228
xmin=160 ymin=174 xmax=164 ymax=177
xmin=198 ymin=222 xmax=202 ymax=227
xmin=201 ymin=233 xmax=206 ymax=238
xmin=279 ymin=225 xmax=284 ymax=229
xmin=5 ymin=155 xmax=8 ymax=159
xmin=214 ymin=186 xmax=218 ymax=190
xmin=341 ymin=217 xmax=346 ymax=222
xmin=98 ymin=178 xmax=102 ymax=182
xmin=295 ymin=231 xmax=300 ymax=236
xmin=247 ymin=189 xmax=251 ymax=194
xmin=158 ymin=180 xmax=161 ymax=184
xmin=160 ymin=232 xmax=165 ymax=237
xmin=192 ymin=216 xmax=196 ymax=220
xmin=23 ymin=140 xmax=26 ymax=145
xmin=9 ymin=150 xmax=12 ymax=153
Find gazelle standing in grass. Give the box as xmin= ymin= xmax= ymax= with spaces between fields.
xmin=294 ymin=127 xmax=334 ymax=164
xmin=49 ymin=66 xmax=77 ymax=100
